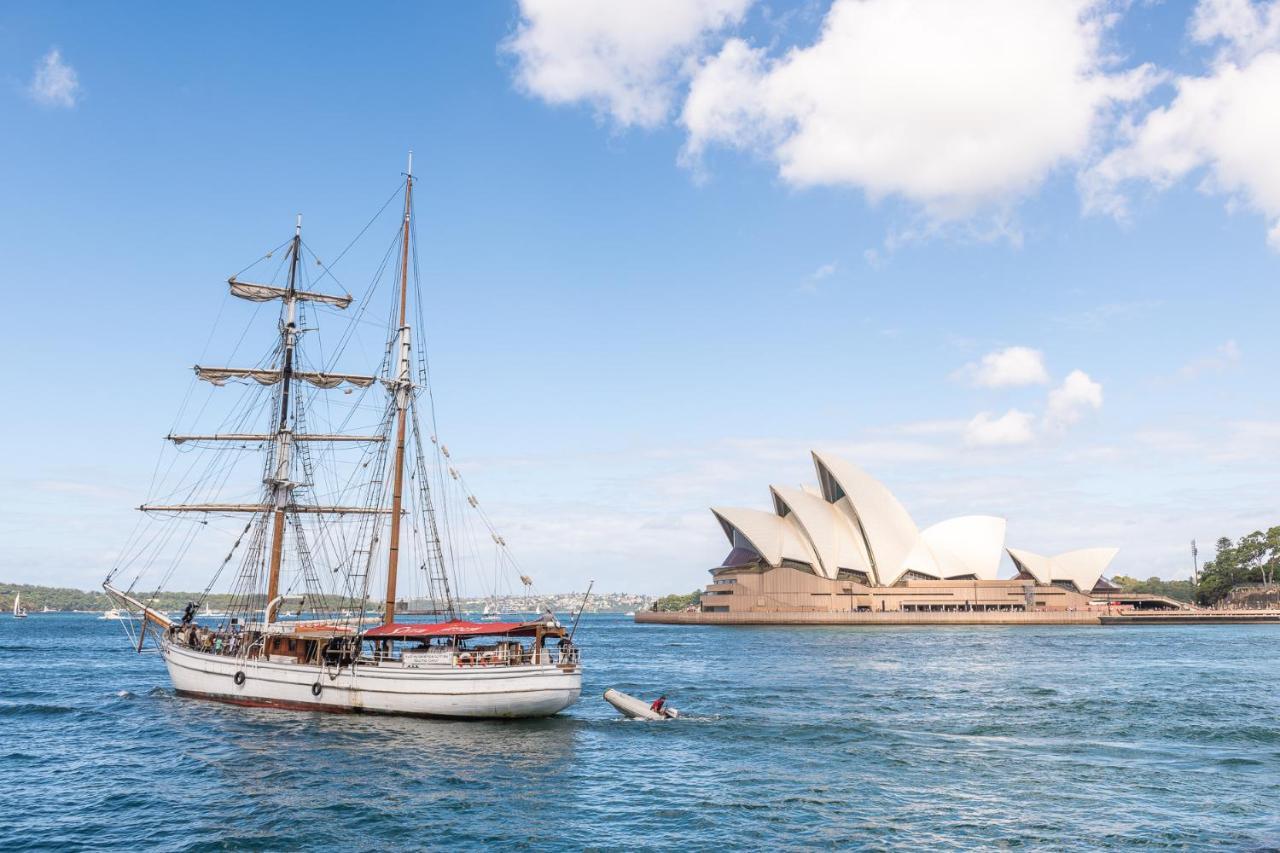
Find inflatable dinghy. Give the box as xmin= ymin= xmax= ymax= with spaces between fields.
xmin=603 ymin=688 xmax=679 ymax=720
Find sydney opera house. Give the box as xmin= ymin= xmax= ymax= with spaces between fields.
xmin=698 ymin=451 xmax=1128 ymax=615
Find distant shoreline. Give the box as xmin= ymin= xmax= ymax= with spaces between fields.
xmin=1 ymin=582 xmax=649 ymax=614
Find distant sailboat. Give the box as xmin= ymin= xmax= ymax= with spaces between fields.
xmin=100 ymin=608 xmax=124 ymax=621
xmin=13 ymin=594 xmax=28 ymax=619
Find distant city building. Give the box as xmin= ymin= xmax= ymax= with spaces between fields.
xmin=701 ymin=452 xmax=1143 ymax=614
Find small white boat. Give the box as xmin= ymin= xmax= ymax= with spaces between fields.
xmin=100 ymin=608 xmax=125 ymax=620
xmin=13 ymin=594 xmax=28 ymax=619
xmin=603 ymin=688 xmax=678 ymax=720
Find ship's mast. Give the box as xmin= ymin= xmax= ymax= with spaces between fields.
xmin=384 ymin=153 xmax=414 ymax=624
xmin=264 ymin=215 xmax=303 ymax=622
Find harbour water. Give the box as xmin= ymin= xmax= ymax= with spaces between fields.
xmin=3 ymin=614 xmax=1278 ymax=849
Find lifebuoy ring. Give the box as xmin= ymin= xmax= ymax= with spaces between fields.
xmin=311 ymin=682 xmax=322 ymax=697
xmin=458 ymin=653 xmax=473 ymax=667
xmin=480 ymin=653 xmax=496 ymax=667
xmin=233 ymin=670 xmax=246 ymax=686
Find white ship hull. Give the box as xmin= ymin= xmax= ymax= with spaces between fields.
xmin=162 ymin=640 xmax=581 ymax=719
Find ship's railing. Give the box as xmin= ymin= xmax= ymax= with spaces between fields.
xmin=166 ymin=625 xmax=582 ymax=670
xmin=165 ymin=624 xmax=264 ymax=660
xmin=393 ymin=646 xmax=581 ymax=669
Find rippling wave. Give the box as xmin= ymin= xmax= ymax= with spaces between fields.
xmin=2 ymin=615 xmax=1279 ymax=849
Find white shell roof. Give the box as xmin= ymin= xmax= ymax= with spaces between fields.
xmin=891 ymin=517 xmax=1007 ymax=584
xmin=710 ymin=452 xmax=1113 ymax=591
xmin=895 ymin=538 xmax=944 ymax=582
xmin=921 ymin=516 xmax=1007 ymax=581
xmin=711 ymin=506 xmax=818 ymax=569
xmin=1006 ymin=548 xmax=1052 ymax=584
xmin=769 ymin=484 xmax=875 ymax=581
xmin=1007 ymin=546 xmax=1119 ymax=592
xmin=811 ymin=451 xmax=920 ymax=580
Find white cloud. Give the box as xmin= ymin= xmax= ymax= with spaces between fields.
xmin=681 ymin=0 xmax=1158 ymax=218
xmin=1045 ymin=369 xmax=1103 ymax=429
xmin=1056 ymin=298 xmax=1164 ymax=331
xmin=797 ymin=260 xmax=838 ymax=293
xmin=1210 ymin=419 xmax=1280 ymax=462
xmin=958 ymin=346 xmax=1051 ymax=388
xmin=965 ymin=409 xmax=1036 ymax=447
xmin=503 ymin=0 xmax=752 ymax=128
xmin=1180 ymin=338 xmax=1242 ymax=378
xmin=1133 ymin=429 xmax=1203 ymax=454
xmin=954 ymin=352 xmax=1104 ymax=444
xmin=1082 ymin=0 xmax=1280 ymax=249
xmin=1192 ymin=0 xmax=1280 ymax=65
xmin=893 ymin=419 xmax=968 ymax=437
xmin=811 ymin=261 xmax=837 ymax=280
xmin=27 ymin=48 xmax=80 ymax=109
xmin=31 ymin=479 xmax=128 ymax=499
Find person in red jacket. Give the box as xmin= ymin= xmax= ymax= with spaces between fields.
xmin=649 ymin=695 xmax=667 ymax=714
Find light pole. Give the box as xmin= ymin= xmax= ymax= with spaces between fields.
xmin=1190 ymin=540 xmax=1202 ymax=609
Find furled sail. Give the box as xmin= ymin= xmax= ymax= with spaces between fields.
xmin=194 ymin=366 xmax=377 ymax=389
xmin=228 ymin=278 xmax=353 ymax=309
xmin=167 ymin=433 xmax=385 ymax=444
xmin=139 ymin=503 xmax=396 ymax=514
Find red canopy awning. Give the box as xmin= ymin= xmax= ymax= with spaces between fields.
xmin=361 ymin=619 xmax=534 ymax=639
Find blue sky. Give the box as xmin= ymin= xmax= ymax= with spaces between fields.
xmin=2 ymin=0 xmax=1278 ymax=595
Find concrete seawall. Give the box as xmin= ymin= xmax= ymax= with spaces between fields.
xmin=635 ymin=610 xmax=1103 ymax=626
xmin=635 ymin=610 xmax=1280 ymax=627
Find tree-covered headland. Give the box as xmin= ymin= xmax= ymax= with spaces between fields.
xmin=1187 ymin=526 xmax=1280 ymax=606
xmin=0 ymin=583 xmax=238 ymax=613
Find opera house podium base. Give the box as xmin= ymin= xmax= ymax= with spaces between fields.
xmin=637 ymin=608 xmax=1106 ymax=626
xmin=636 ymin=608 xmax=1280 ymax=626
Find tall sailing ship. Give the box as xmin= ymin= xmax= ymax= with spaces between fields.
xmin=104 ymin=157 xmax=582 ymax=718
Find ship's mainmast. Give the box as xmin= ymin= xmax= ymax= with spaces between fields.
xmin=264 ymin=215 xmax=303 ymax=622
xmin=383 ymin=153 xmax=414 ymax=624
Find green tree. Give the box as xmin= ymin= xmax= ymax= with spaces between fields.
xmin=652 ymin=590 xmax=701 ymax=612
xmin=1109 ymin=575 xmax=1195 ymax=602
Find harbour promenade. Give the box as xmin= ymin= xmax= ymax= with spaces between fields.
xmin=636 ymin=609 xmax=1280 ymax=627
